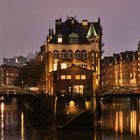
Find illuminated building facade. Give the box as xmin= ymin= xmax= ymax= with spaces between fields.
xmin=101 ymin=41 xmax=140 ymax=88
xmin=0 ymin=65 xmax=20 ymax=86
xmin=43 ymin=17 xmax=103 ymax=95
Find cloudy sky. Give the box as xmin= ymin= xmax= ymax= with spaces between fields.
xmin=0 ymin=0 xmax=140 ymax=64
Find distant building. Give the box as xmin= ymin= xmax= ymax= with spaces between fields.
xmin=101 ymin=41 xmax=140 ymax=88
xmin=1 ymin=53 xmax=35 ymax=87
xmin=42 ymin=17 xmax=103 ymax=95
xmin=0 ymin=65 xmax=20 ymax=87
xmin=3 ymin=53 xmax=35 ymax=67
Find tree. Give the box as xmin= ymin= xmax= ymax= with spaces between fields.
xmin=14 ymin=60 xmax=45 ymax=89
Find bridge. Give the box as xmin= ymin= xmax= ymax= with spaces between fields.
xmin=101 ymin=89 xmax=140 ymax=98
xmin=0 ymin=90 xmax=40 ymax=98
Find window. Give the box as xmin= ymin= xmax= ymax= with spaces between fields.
xmin=61 ymin=75 xmax=66 ymax=79
xmin=68 ymin=50 xmax=73 ymax=59
xmin=58 ymin=38 xmax=62 ymax=43
xmin=69 ymin=33 xmax=79 ymax=43
xmin=69 ymin=87 xmax=72 ymax=92
xmin=61 ymin=63 xmax=67 ymax=69
xmin=75 ymin=75 xmax=80 ymax=79
xmin=66 ymin=75 xmax=71 ymax=79
xmin=75 ymin=50 xmax=80 ymax=59
xmin=53 ymin=64 xmax=57 ymax=71
xmin=57 ymin=34 xmax=63 ymax=43
xmin=81 ymin=75 xmax=86 ymax=80
xmin=61 ymin=50 xmax=67 ymax=58
xmin=69 ymin=37 xmax=79 ymax=43
xmin=54 ymin=50 xmax=59 ymax=58
xmin=81 ymin=50 xmax=87 ymax=59
xmin=15 ymin=58 xmax=19 ymax=63
xmin=73 ymin=85 xmax=84 ymax=94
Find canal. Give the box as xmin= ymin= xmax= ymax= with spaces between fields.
xmin=0 ymin=98 xmax=140 ymax=140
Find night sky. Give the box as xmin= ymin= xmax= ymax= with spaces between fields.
xmin=0 ymin=0 xmax=140 ymax=64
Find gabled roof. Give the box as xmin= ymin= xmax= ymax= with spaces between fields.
xmin=49 ymin=17 xmax=101 ymax=44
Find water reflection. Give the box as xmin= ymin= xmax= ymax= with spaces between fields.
xmin=1 ymin=98 xmax=140 ymax=140
xmin=21 ymin=112 xmax=25 ymax=140
xmin=99 ymin=98 xmax=140 ymax=140
xmin=130 ymin=111 xmax=137 ymax=135
xmin=115 ymin=111 xmax=123 ymax=134
xmin=1 ymin=103 xmax=4 ymax=140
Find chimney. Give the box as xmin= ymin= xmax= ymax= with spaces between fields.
xmin=82 ymin=20 xmax=88 ymax=30
xmin=55 ymin=18 xmax=62 ymax=33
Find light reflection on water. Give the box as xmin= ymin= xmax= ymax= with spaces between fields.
xmin=1 ymin=98 xmax=140 ymax=140
xmin=99 ymin=98 xmax=140 ymax=140
xmin=0 ymin=99 xmax=92 ymax=140
xmin=1 ymin=103 xmax=4 ymax=140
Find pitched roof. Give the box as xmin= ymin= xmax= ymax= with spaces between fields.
xmin=49 ymin=17 xmax=101 ymax=44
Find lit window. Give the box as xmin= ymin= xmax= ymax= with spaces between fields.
xmin=61 ymin=75 xmax=66 ymax=79
xmin=69 ymin=100 xmax=75 ymax=107
xmin=73 ymin=85 xmax=84 ymax=94
xmin=81 ymin=75 xmax=86 ymax=80
xmin=69 ymin=87 xmax=72 ymax=92
xmin=57 ymin=34 xmax=63 ymax=43
xmin=61 ymin=63 xmax=67 ymax=69
xmin=53 ymin=64 xmax=57 ymax=71
xmin=75 ymin=75 xmax=80 ymax=79
xmin=58 ymin=37 xmax=62 ymax=43
xmin=15 ymin=58 xmax=19 ymax=63
xmin=66 ymin=75 xmax=71 ymax=79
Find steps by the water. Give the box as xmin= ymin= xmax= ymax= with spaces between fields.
xmin=57 ymin=110 xmax=93 ymax=130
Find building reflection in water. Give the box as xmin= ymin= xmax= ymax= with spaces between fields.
xmin=1 ymin=103 xmax=4 ymax=140
xmin=130 ymin=110 xmax=137 ymax=135
xmin=115 ymin=111 xmax=123 ymax=134
xmin=21 ymin=112 xmax=25 ymax=140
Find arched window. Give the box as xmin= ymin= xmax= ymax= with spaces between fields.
xmin=61 ymin=50 xmax=67 ymax=58
xmin=53 ymin=50 xmax=59 ymax=58
xmin=75 ymin=50 xmax=80 ymax=59
xmin=68 ymin=50 xmax=73 ymax=59
xmin=81 ymin=50 xmax=87 ymax=59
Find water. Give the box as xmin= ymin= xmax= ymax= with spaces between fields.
xmin=0 ymin=99 xmax=92 ymax=140
xmin=0 ymin=98 xmax=140 ymax=140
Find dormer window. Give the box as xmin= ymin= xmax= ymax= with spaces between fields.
xmin=69 ymin=33 xmax=79 ymax=43
xmin=57 ymin=34 xmax=63 ymax=43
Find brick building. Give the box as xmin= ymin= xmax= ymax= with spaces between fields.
xmin=0 ymin=65 xmax=20 ymax=87
xmin=101 ymin=41 xmax=140 ymax=89
xmin=42 ymin=17 xmax=103 ymax=95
